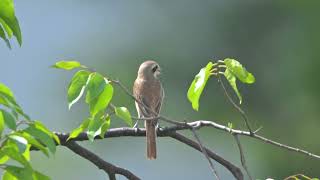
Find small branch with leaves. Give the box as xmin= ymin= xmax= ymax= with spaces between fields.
xmin=1 ymin=59 xmax=319 ymax=180
xmin=0 ymin=1 xmax=318 ymax=180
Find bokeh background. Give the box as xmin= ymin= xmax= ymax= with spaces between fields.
xmin=1 ymin=0 xmax=320 ymax=179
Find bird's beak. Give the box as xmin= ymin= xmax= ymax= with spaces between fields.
xmin=154 ymin=69 xmax=161 ymax=78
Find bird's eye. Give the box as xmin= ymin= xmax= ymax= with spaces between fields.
xmin=152 ymin=65 xmax=158 ymax=73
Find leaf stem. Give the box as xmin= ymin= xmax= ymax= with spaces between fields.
xmin=217 ymin=75 xmax=253 ymax=134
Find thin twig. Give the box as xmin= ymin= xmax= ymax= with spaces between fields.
xmin=233 ymin=135 xmax=253 ymax=180
xmin=64 ymin=141 xmax=140 ymax=180
xmin=217 ymin=75 xmax=253 ymax=134
xmin=190 ymin=126 xmax=221 ymax=180
xmin=168 ymin=132 xmax=243 ymax=180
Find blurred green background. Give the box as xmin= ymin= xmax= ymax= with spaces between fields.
xmin=1 ymin=0 xmax=320 ymax=179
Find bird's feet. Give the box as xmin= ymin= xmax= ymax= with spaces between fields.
xmin=133 ymin=120 xmax=139 ymax=128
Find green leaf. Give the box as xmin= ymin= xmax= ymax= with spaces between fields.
xmin=67 ymin=119 xmax=90 ymax=141
xmin=16 ymin=131 xmax=49 ymax=157
xmin=0 ymin=110 xmax=4 ymax=136
xmin=0 ymin=92 xmax=19 ymax=108
xmin=33 ymin=171 xmax=50 ymax=180
xmin=0 ymin=109 xmax=16 ymax=130
xmin=8 ymin=135 xmax=28 ymax=154
xmin=187 ymin=62 xmax=215 ymax=111
xmin=87 ymin=116 xmax=105 ymax=142
xmin=114 ymin=107 xmax=132 ymax=127
xmin=2 ymin=170 xmax=17 ymax=180
xmin=4 ymin=166 xmax=33 ymax=180
xmin=67 ymin=70 xmax=91 ymax=109
xmin=0 ymin=83 xmax=14 ymax=98
xmin=24 ymin=125 xmax=56 ymax=154
xmin=224 ymin=69 xmax=242 ymax=104
xmin=0 ymin=94 xmax=8 ymax=106
xmin=0 ymin=83 xmax=29 ymax=121
xmin=0 ymin=98 xmax=29 ymax=121
xmin=0 ymin=18 xmax=12 ymax=38
xmin=227 ymin=122 xmax=233 ymax=129
xmin=0 ymin=0 xmax=22 ymax=46
xmin=52 ymin=61 xmax=83 ymax=70
xmin=99 ymin=115 xmax=111 ymax=138
xmin=1 ymin=143 xmax=31 ymax=168
xmin=0 ymin=150 xmax=9 ymax=164
xmin=11 ymin=109 xmax=18 ymax=119
xmin=14 ymin=107 xmax=30 ymax=121
xmin=32 ymin=121 xmax=60 ymax=145
xmin=6 ymin=136 xmax=31 ymax=161
xmin=224 ymin=58 xmax=255 ymax=84
xmin=22 ymin=144 xmax=31 ymax=161
xmin=86 ymin=75 xmax=113 ymax=117
xmin=85 ymin=73 xmax=106 ymax=103
xmin=0 ymin=23 xmax=11 ymax=48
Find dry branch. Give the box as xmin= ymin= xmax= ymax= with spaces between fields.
xmin=64 ymin=141 xmax=140 ymax=180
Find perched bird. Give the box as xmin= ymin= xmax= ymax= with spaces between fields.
xmin=133 ymin=60 xmax=164 ymax=160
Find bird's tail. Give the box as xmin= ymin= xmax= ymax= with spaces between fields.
xmin=145 ymin=120 xmax=157 ymax=160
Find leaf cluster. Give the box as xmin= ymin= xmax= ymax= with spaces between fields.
xmin=187 ymin=58 xmax=255 ymax=111
xmin=0 ymin=0 xmax=22 ymax=48
xmin=53 ymin=61 xmax=133 ymax=142
xmin=0 ymin=83 xmax=59 ymax=180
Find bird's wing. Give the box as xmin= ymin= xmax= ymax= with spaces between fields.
xmin=154 ymin=85 xmax=164 ymax=115
xmin=135 ymin=96 xmax=151 ymax=118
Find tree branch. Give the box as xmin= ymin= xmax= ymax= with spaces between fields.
xmin=161 ymin=120 xmax=320 ymax=159
xmin=35 ymin=116 xmax=320 ymax=180
xmin=54 ymin=127 xmax=243 ymax=180
xmin=63 ymin=141 xmax=140 ymax=180
xmin=169 ymin=132 xmax=243 ymax=180
xmin=217 ymin=74 xmax=253 ymax=134
xmin=54 ymin=119 xmax=320 ymax=160
xmin=233 ymin=135 xmax=252 ymax=180
xmin=189 ymin=126 xmax=221 ymax=180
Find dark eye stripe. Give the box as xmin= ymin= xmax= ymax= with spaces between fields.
xmin=152 ymin=65 xmax=158 ymax=72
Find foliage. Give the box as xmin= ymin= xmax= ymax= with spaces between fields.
xmin=283 ymin=174 xmax=319 ymax=180
xmin=52 ymin=61 xmax=132 ymax=141
xmin=0 ymin=1 xmax=316 ymax=179
xmin=187 ymin=62 xmax=216 ymax=111
xmin=0 ymin=83 xmax=58 ymax=180
xmin=0 ymin=3 xmax=57 ymax=179
xmin=0 ymin=0 xmax=22 ymax=48
xmin=187 ymin=58 xmax=255 ymax=111
xmin=51 ymin=61 xmax=86 ymax=70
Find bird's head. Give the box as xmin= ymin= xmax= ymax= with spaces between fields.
xmin=137 ymin=60 xmax=161 ymax=80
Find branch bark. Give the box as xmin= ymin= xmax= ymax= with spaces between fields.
xmin=54 ymin=127 xmax=243 ymax=180
xmin=38 ymin=118 xmax=320 ymax=180
xmin=63 ymin=141 xmax=140 ymax=180
xmin=189 ymin=126 xmax=221 ymax=180
xmin=169 ymin=132 xmax=243 ymax=180
xmin=234 ymin=135 xmax=252 ymax=180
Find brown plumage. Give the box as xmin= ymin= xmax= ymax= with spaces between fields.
xmin=133 ymin=60 xmax=164 ymax=160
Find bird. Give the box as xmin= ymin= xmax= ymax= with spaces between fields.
xmin=133 ymin=60 xmax=164 ymax=160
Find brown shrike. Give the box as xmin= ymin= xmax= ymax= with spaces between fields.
xmin=133 ymin=60 xmax=164 ymax=160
